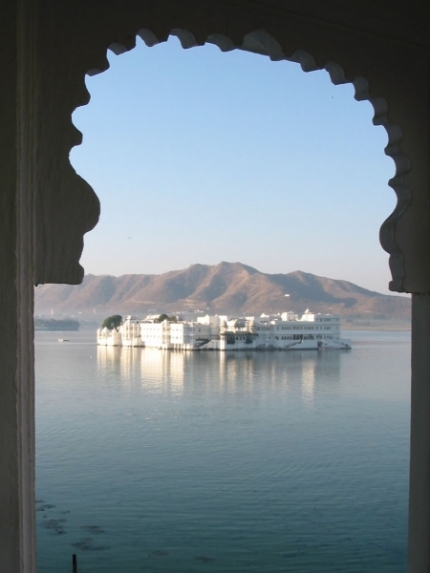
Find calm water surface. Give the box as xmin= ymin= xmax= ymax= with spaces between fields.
xmin=36 ymin=329 xmax=411 ymax=572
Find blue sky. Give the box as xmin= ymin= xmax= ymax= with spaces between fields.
xmin=71 ymin=36 xmax=396 ymax=294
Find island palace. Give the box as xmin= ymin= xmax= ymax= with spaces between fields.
xmin=97 ymin=310 xmax=351 ymax=351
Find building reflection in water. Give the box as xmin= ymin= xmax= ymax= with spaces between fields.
xmin=97 ymin=346 xmax=343 ymax=403
xmin=97 ymin=346 xmax=189 ymax=396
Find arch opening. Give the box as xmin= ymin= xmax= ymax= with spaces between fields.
xmin=69 ymin=36 xmax=399 ymax=290
xmin=74 ymin=26 xmax=410 ymax=293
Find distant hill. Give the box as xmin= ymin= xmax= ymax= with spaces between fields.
xmin=35 ymin=262 xmax=411 ymax=321
xmin=34 ymin=318 xmax=79 ymax=331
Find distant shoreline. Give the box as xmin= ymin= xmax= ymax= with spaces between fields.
xmin=342 ymin=320 xmax=410 ymax=331
xmin=34 ymin=318 xmax=80 ymax=331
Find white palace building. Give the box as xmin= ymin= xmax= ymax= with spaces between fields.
xmin=97 ymin=310 xmax=351 ymax=351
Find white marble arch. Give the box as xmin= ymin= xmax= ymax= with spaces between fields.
xmin=4 ymin=1 xmax=430 ymax=572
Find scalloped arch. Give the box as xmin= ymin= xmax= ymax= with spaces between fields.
xmin=75 ymin=26 xmax=410 ymax=292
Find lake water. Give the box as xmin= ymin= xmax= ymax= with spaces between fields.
xmin=35 ymin=329 xmax=411 ymax=573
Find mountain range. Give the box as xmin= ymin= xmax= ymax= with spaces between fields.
xmin=34 ymin=262 xmax=411 ymax=321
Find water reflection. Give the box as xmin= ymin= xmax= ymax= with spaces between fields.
xmin=302 ymin=359 xmax=316 ymax=407
xmin=38 ymin=333 xmax=409 ymax=573
xmin=97 ymin=346 xmax=343 ymax=403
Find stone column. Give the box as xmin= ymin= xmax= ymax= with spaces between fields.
xmin=0 ymin=0 xmax=36 ymax=571
xmin=409 ymin=294 xmax=430 ymax=572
